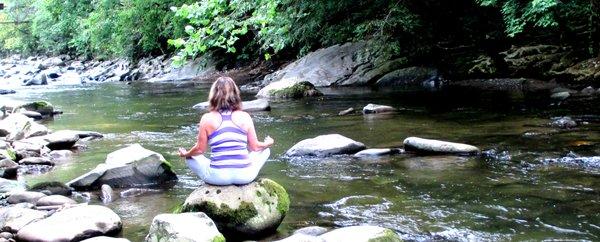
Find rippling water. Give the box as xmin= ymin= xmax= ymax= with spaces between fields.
xmin=1 ymin=82 xmax=598 ymax=241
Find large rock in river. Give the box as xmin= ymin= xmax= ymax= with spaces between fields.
xmin=319 ymin=226 xmax=401 ymax=242
xmin=67 ymin=144 xmax=177 ymax=190
xmin=0 ymin=113 xmax=48 ymax=141
xmin=193 ymin=99 xmax=271 ymax=112
xmin=285 ymin=134 xmax=366 ymax=157
xmin=181 ymin=178 xmax=289 ymax=239
xmin=145 ymin=212 xmax=225 ymax=242
xmin=0 ymin=207 xmax=47 ymax=233
xmin=17 ymin=205 xmax=122 ymax=241
xmin=257 ymin=80 xmax=322 ymax=99
xmin=403 ymin=137 xmax=480 ymax=155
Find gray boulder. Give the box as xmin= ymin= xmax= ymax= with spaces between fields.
xmin=193 ymin=99 xmax=271 ymax=112
xmin=145 ymin=213 xmax=224 ymax=242
xmin=35 ymin=195 xmax=77 ymax=207
xmin=17 ymin=205 xmax=122 ymax=241
xmin=375 ymin=66 xmax=438 ymax=86
xmin=23 ymin=73 xmax=47 ymax=86
xmin=0 ymin=178 xmax=26 ymax=193
xmin=40 ymin=57 xmax=65 ymax=69
xmin=67 ymin=144 xmax=177 ymax=190
xmin=362 ymin=104 xmax=396 ymax=114
xmin=29 ymin=181 xmax=72 ymax=196
xmin=0 ymin=113 xmax=49 ymax=140
xmin=23 ymin=130 xmax=80 ymax=150
xmin=257 ymin=80 xmax=322 ymax=99
xmin=181 ymin=178 xmax=289 ymax=239
xmin=286 ymin=134 xmax=365 ymax=157
xmin=0 ymin=207 xmax=47 ymax=233
xmin=403 ymin=137 xmax=480 ymax=155
xmin=17 ymin=101 xmax=54 ymax=116
xmin=18 ymin=110 xmax=42 ymax=120
xmin=7 ymin=191 xmax=47 ymax=204
xmin=551 ymin=116 xmax=577 ymax=129
xmin=275 ymin=233 xmax=324 ymax=242
xmin=81 ymin=236 xmax=131 ymax=242
xmin=0 ymin=159 xmax=18 ymax=179
xmin=318 ymin=226 xmax=400 ymax=242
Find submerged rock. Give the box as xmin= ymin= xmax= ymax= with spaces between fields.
xmin=285 ymin=134 xmax=366 ymax=157
xmin=319 ymin=226 xmax=401 ymax=242
xmin=403 ymin=137 xmax=480 ymax=155
xmin=67 ymin=144 xmax=177 ymax=190
xmin=193 ymin=99 xmax=271 ymax=112
xmin=181 ymin=178 xmax=289 ymax=239
xmin=257 ymin=80 xmax=322 ymax=98
xmin=362 ymin=104 xmax=396 ymax=114
xmin=145 ymin=212 xmax=224 ymax=242
xmin=17 ymin=205 xmax=122 ymax=241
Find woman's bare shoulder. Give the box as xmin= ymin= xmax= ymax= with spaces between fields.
xmin=200 ymin=112 xmax=220 ymax=125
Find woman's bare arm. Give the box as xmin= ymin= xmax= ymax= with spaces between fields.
xmin=178 ymin=115 xmax=210 ymax=158
xmin=244 ymin=112 xmax=274 ymax=151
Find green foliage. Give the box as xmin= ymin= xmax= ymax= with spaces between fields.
xmin=0 ymin=0 xmax=36 ymax=54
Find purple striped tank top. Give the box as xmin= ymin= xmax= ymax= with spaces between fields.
xmin=207 ymin=111 xmax=250 ymax=168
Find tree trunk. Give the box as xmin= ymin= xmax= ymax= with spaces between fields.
xmin=592 ymin=0 xmax=600 ymax=57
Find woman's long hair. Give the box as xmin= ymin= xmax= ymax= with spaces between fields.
xmin=208 ymin=76 xmax=242 ymax=112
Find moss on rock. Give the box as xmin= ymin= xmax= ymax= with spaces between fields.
xmin=182 ymin=201 xmax=258 ymax=227
xmin=212 ymin=234 xmax=226 ymax=242
xmin=259 ymin=178 xmax=290 ymax=216
xmin=269 ymin=81 xmax=322 ymax=98
xmin=368 ymin=229 xmax=403 ymax=242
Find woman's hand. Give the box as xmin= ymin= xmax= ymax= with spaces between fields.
xmin=177 ymin=147 xmax=188 ymax=158
xmin=264 ymin=136 xmax=274 ymax=147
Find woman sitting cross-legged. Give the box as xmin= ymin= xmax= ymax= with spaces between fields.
xmin=178 ymin=76 xmax=274 ymax=185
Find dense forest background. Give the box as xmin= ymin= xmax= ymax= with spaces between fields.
xmin=1 ymin=0 xmax=598 ymax=80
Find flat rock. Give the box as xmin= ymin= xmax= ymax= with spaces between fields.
xmin=0 ymin=90 xmax=16 ymax=95
xmin=318 ymin=226 xmax=401 ymax=242
xmin=17 ymin=205 xmax=122 ymax=241
xmin=145 ymin=212 xmax=224 ymax=242
xmin=286 ymin=134 xmax=365 ymax=157
xmin=338 ymin=108 xmax=354 ymax=116
xmin=18 ymin=110 xmax=42 ymax=120
xmin=68 ymin=144 xmax=177 ymax=190
xmin=35 ymin=195 xmax=77 ymax=207
xmin=0 ymin=113 xmax=48 ymax=141
xmin=362 ymin=104 xmax=395 ymax=114
xmin=353 ymin=148 xmax=401 ymax=157
xmin=23 ymin=130 xmax=80 ymax=150
xmin=49 ymin=150 xmax=73 ymax=161
xmin=193 ymin=99 xmax=271 ymax=112
xmin=182 ymin=178 xmax=289 ymax=239
xmin=257 ymin=80 xmax=322 ymax=99
xmin=18 ymin=157 xmax=53 ymax=166
xmin=403 ymin=137 xmax=480 ymax=155
xmin=0 ymin=207 xmax=47 ymax=233
xmin=7 ymin=191 xmax=47 ymax=204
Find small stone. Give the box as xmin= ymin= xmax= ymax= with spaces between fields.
xmin=551 ymin=116 xmax=577 ymax=129
xmin=286 ymin=134 xmax=366 ymax=157
xmin=338 ymin=108 xmax=354 ymax=116
xmin=580 ymin=86 xmax=595 ymax=95
xmin=403 ymin=137 xmax=480 ymax=155
xmin=550 ymin=91 xmax=570 ymax=100
xmin=353 ymin=148 xmax=401 ymax=157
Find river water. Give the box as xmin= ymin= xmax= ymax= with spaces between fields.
xmin=2 ymin=82 xmax=599 ymax=241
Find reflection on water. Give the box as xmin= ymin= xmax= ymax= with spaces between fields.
xmin=1 ymin=82 xmax=598 ymax=241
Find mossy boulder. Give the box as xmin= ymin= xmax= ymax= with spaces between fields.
xmin=257 ymin=79 xmax=322 ymax=99
xmin=145 ymin=212 xmax=224 ymax=242
xmin=318 ymin=226 xmax=401 ymax=242
xmin=18 ymin=101 xmax=54 ymax=116
xmin=181 ymin=178 xmax=290 ymax=240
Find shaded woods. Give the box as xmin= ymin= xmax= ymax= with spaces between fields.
xmin=1 ymin=0 xmax=598 ymax=83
